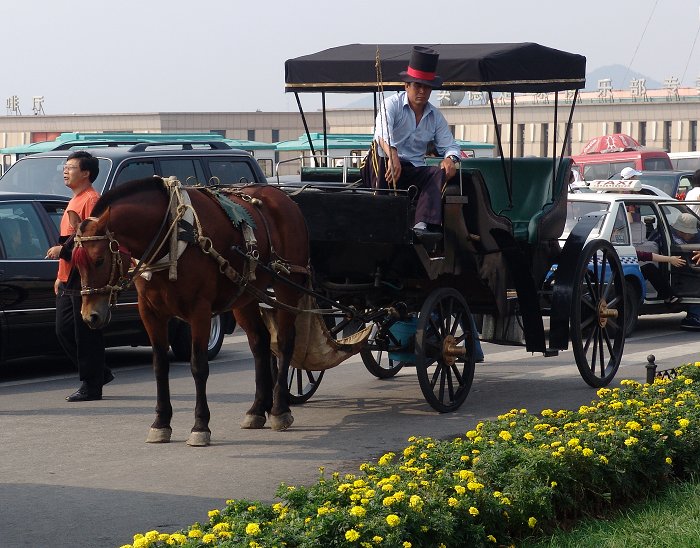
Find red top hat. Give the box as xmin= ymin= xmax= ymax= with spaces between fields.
xmin=399 ymin=46 xmax=443 ymax=88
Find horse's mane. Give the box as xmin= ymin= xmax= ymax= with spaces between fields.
xmin=92 ymin=176 xmax=166 ymax=216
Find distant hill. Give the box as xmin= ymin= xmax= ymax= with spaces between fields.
xmin=584 ymin=64 xmax=663 ymax=91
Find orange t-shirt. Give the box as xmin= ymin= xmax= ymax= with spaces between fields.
xmin=57 ymin=186 xmax=100 ymax=283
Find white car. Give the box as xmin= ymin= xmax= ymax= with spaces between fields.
xmin=559 ymin=183 xmax=700 ymax=334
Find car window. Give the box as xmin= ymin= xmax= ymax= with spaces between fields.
xmin=626 ymin=202 xmax=659 ymax=244
xmin=158 ymin=158 xmax=207 ymax=186
xmin=208 ymin=159 xmax=257 ymax=185
xmin=638 ymin=174 xmax=676 ymax=197
xmin=42 ymin=202 xmax=67 ymax=233
xmin=643 ymin=157 xmax=673 ymax=171
xmin=611 ymin=204 xmax=629 ymax=245
xmin=114 ymin=160 xmax=157 ymax=187
xmin=564 ymin=201 xmax=608 ymax=237
xmin=582 ymin=163 xmax=613 ymax=180
xmin=0 ymin=157 xmax=110 ymax=197
xmin=0 ymin=203 xmax=50 ymax=259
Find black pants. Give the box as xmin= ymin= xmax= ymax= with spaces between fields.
xmin=56 ymin=281 xmax=109 ymax=390
xmin=640 ymin=263 xmax=672 ymax=299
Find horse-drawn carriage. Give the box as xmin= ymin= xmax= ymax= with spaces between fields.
xmin=73 ymin=43 xmax=627 ymax=445
xmin=278 ymin=43 xmax=627 ymax=412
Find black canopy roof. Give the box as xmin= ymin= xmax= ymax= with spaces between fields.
xmin=285 ymin=43 xmax=586 ymax=94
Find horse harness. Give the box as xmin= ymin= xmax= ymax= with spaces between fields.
xmin=74 ymin=176 xmax=310 ymax=311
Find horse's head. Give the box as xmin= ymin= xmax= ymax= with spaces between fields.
xmin=73 ymin=209 xmax=131 ymax=329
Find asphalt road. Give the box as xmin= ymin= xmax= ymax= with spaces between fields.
xmin=0 ymin=312 xmax=697 ymax=548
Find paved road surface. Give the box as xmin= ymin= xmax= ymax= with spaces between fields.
xmin=0 ymin=313 xmax=696 ymax=547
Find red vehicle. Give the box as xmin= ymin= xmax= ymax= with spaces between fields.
xmin=571 ymin=134 xmax=672 ymax=180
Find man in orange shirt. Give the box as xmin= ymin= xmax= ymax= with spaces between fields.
xmin=46 ymin=151 xmax=113 ymax=401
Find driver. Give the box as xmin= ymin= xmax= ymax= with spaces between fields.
xmin=361 ymin=46 xmax=461 ymax=242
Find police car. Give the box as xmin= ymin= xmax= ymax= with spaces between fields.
xmin=556 ymin=179 xmax=700 ymax=335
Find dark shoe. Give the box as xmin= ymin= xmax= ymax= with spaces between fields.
xmin=413 ymin=226 xmax=442 ymax=246
xmin=665 ymin=295 xmax=682 ymax=305
xmin=680 ymin=315 xmax=700 ymax=331
xmin=66 ymin=384 xmax=102 ymax=402
xmin=103 ymin=370 xmax=115 ymax=386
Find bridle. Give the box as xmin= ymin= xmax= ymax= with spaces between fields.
xmin=74 ymin=223 xmax=133 ymax=306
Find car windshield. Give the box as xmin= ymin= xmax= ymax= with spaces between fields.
xmin=563 ymin=200 xmax=608 ymax=238
xmin=638 ymin=174 xmax=677 ymax=197
xmin=0 ymin=156 xmax=112 ymax=197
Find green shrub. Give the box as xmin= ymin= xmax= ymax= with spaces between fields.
xmin=121 ymin=362 xmax=700 ymax=548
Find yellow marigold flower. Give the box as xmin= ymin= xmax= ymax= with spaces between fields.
xmin=493 ymin=491 xmax=502 ymax=498
xmin=134 ymin=540 xmax=149 ymax=548
xmin=499 ymin=430 xmax=513 ymax=441
xmin=373 ymin=536 xmax=384 ymax=543
xmin=317 ymin=506 xmax=330 ymax=516
xmin=169 ymin=533 xmax=187 ymax=544
xmin=386 ymin=514 xmax=400 ymax=527
xmin=458 ymin=469 xmax=474 ymax=480
xmin=487 ymin=535 xmax=497 ymax=543
xmin=624 ymin=437 xmax=639 ymax=446
xmin=158 ymin=534 xmax=170 ymax=542
xmin=473 ymin=456 xmax=480 ymax=464
xmin=685 ymin=378 xmax=694 ymax=384
xmin=501 ymin=497 xmax=512 ymax=505
xmin=523 ymin=432 xmax=534 ymax=441
xmin=350 ymin=505 xmax=366 ymax=517
xmin=567 ymin=438 xmax=580 ymax=447
xmin=460 ymin=455 xmax=470 ymax=462
xmin=582 ymin=448 xmax=594 ymax=457
xmin=454 ymin=485 xmax=466 ymax=495
xmin=652 ymin=424 xmax=662 ymax=431
xmin=249 ymin=542 xmax=261 ymax=548
xmin=675 ymin=429 xmax=684 ymax=436
xmin=666 ymin=457 xmax=673 ymax=464
xmin=679 ymin=418 xmax=690 ymax=428
xmin=345 ymin=529 xmax=360 ymax=542
xmin=225 ymin=499 xmax=234 ymax=505
xmin=145 ymin=530 xmax=160 ymax=541
xmin=419 ymin=452 xmax=428 ymax=459
xmin=350 ymin=494 xmax=361 ymax=501
xmin=212 ymin=523 xmax=230 ymax=532
xmin=467 ymin=481 xmax=484 ymax=491
xmin=403 ymin=542 xmax=412 ymax=548
xmin=625 ymin=421 xmax=642 ymax=431
xmin=448 ymin=497 xmax=458 ymax=507
xmin=188 ymin=529 xmax=203 ymax=538
xmin=469 ymin=506 xmax=479 ymax=516
xmin=381 ymin=483 xmax=394 ymax=492
xmin=551 ymin=481 xmax=557 ymax=488
xmin=541 ymin=409 xmax=554 ymax=416
xmin=409 ymin=495 xmax=423 ymax=508
xmin=379 ymin=452 xmax=396 ymax=465
xmin=245 ymin=523 xmax=261 ymax=536
xmin=466 ymin=430 xmax=478 ymax=439
xmin=528 ymin=517 xmax=537 ymax=528
xmin=218 ymin=531 xmax=232 ymax=539
xmin=600 ymin=455 xmax=609 ymax=464
xmin=383 ymin=496 xmax=396 ymax=507
xmin=203 ymin=534 xmax=217 ymax=544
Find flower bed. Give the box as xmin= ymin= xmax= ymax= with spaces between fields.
xmin=121 ymin=362 xmax=700 ymax=548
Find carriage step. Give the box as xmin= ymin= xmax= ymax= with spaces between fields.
xmin=543 ymin=348 xmax=559 ymax=357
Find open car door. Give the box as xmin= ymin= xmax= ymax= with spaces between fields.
xmin=658 ymin=201 xmax=700 ymax=299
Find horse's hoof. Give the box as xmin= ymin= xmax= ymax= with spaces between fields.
xmin=146 ymin=427 xmax=172 ymax=443
xmin=270 ymin=412 xmax=294 ymax=431
xmin=186 ymin=431 xmax=211 ymax=447
xmin=240 ymin=414 xmax=266 ymax=429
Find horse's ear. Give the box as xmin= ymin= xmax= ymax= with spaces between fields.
xmin=95 ymin=208 xmax=111 ymax=231
xmin=67 ymin=210 xmax=81 ymax=231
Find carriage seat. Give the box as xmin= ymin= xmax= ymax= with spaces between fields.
xmin=461 ymin=158 xmax=571 ymax=246
xmin=300 ymin=166 xmax=362 ymax=183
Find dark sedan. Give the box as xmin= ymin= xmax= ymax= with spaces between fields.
xmin=0 ymin=192 xmax=226 ymax=366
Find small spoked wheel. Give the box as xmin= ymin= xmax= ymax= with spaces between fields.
xmin=361 ymin=322 xmax=406 ymax=379
xmin=271 ymin=357 xmax=324 ymax=405
xmin=415 ymin=288 xmax=476 ymax=412
xmin=571 ymin=239 xmax=626 ymax=387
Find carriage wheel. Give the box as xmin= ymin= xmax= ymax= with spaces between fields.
xmin=415 ymin=288 xmax=476 ymax=413
xmin=271 ymin=357 xmax=324 ymax=405
xmin=360 ymin=322 xmax=406 ymax=379
xmin=570 ymin=240 xmax=626 ymax=387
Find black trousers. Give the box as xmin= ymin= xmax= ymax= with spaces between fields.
xmin=640 ymin=263 xmax=672 ymax=299
xmin=56 ymin=281 xmax=109 ymax=390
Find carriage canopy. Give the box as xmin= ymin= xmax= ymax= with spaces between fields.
xmin=285 ymin=43 xmax=586 ymax=94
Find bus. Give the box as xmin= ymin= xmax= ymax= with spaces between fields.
xmin=0 ymin=132 xmax=276 ymax=177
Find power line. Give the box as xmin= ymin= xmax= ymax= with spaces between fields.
xmin=681 ymin=9 xmax=700 ymax=86
xmin=622 ymin=0 xmax=659 ymax=88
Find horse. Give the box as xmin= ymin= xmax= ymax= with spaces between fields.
xmin=71 ymin=176 xmax=311 ymax=445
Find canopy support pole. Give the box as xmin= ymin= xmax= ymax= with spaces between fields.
xmin=322 ymin=92 xmax=328 ymax=166
xmin=557 ymin=90 xmax=579 ymax=183
xmin=295 ymin=92 xmax=318 ymax=168
xmin=551 ymin=92 xmax=559 ymax=201
xmin=488 ymin=91 xmax=513 ymax=211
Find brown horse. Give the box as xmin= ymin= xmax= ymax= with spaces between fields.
xmin=72 ymin=176 xmax=310 ymax=445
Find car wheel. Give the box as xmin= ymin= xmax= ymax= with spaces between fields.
xmin=171 ymin=315 xmax=225 ymax=361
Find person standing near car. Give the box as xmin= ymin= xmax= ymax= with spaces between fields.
xmin=45 ymin=151 xmax=113 ymax=401
xmin=684 ymin=169 xmax=700 ymax=214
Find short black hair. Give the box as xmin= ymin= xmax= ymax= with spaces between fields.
xmin=692 ymin=169 xmax=700 ymax=188
xmin=67 ymin=150 xmax=99 ymax=183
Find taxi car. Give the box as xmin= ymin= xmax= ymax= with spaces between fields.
xmin=0 ymin=192 xmax=225 ymax=367
xmin=560 ymin=179 xmax=700 ymax=335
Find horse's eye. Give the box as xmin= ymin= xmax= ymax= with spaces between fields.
xmin=95 ymin=257 xmax=105 ymax=268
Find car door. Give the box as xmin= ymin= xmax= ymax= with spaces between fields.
xmin=0 ymin=199 xmax=62 ymax=360
xmin=658 ymin=202 xmax=700 ymax=300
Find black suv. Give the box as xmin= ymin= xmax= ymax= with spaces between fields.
xmin=0 ymin=142 xmax=265 ymax=365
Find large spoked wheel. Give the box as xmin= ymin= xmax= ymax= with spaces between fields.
xmin=571 ymin=240 xmax=626 ymax=387
xmin=360 ymin=322 xmax=406 ymax=379
xmin=271 ymin=357 xmax=324 ymax=405
xmin=415 ymin=288 xmax=476 ymax=413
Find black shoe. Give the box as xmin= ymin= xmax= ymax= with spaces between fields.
xmin=413 ymin=226 xmax=442 ymax=246
xmin=66 ymin=385 xmax=102 ymax=402
xmin=681 ymin=315 xmax=700 ymax=331
xmin=665 ymin=295 xmax=682 ymax=305
xmin=103 ymin=370 xmax=115 ymax=386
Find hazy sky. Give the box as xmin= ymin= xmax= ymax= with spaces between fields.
xmin=5 ymin=0 xmax=699 ymax=115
